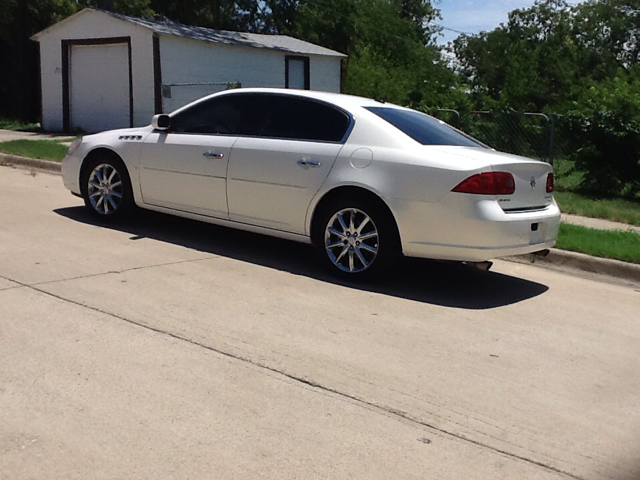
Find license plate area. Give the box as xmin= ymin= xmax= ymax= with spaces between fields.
xmin=529 ymin=222 xmax=545 ymax=244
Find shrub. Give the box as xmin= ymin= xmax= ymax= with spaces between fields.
xmin=561 ymin=70 xmax=640 ymax=197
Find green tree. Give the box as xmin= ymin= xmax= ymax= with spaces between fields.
xmin=572 ymin=0 xmax=640 ymax=76
xmin=147 ymin=0 xmax=260 ymax=31
xmin=74 ymin=0 xmax=153 ymax=17
xmin=562 ymin=68 xmax=640 ymax=196
xmin=265 ymin=0 xmax=455 ymax=106
xmin=453 ymin=0 xmax=580 ymax=112
xmin=453 ymin=0 xmax=640 ymax=113
xmin=0 ymin=0 xmax=79 ymax=120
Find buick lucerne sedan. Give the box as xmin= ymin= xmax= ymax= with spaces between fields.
xmin=62 ymin=88 xmax=561 ymax=279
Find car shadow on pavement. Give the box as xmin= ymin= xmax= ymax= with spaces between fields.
xmin=54 ymin=207 xmax=549 ymax=310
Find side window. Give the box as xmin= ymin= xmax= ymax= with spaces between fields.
xmin=170 ymin=96 xmax=242 ymax=135
xmin=170 ymin=93 xmax=350 ymax=142
xmin=259 ymin=96 xmax=350 ymax=142
xmin=233 ymin=95 xmax=272 ymax=136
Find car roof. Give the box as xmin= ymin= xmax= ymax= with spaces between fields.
xmin=198 ymin=88 xmax=402 ymax=112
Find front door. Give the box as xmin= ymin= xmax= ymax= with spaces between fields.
xmin=139 ymin=132 xmax=234 ymax=219
xmin=138 ymin=95 xmax=245 ymax=218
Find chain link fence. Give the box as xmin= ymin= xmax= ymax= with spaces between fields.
xmin=465 ymin=111 xmax=551 ymax=162
xmin=428 ymin=108 xmax=588 ymax=185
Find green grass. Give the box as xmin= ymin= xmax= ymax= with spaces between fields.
xmin=0 ymin=139 xmax=68 ymax=161
xmin=555 ymin=192 xmax=640 ymax=226
xmin=556 ymin=223 xmax=640 ymax=264
xmin=553 ymin=158 xmax=640 ymax=226
xmin=0 ymin=118 xmax=40 ymax=132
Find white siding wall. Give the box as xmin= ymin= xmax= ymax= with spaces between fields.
xmin=309 ymin=56 xmax=341 ymax=93
xmin=159 ymin=36 xmax=281 ymax=113
xmin=38 ymin=10 xmax=155 ymax=131
xmin=159 ymin=35 xmax=342 ymax=113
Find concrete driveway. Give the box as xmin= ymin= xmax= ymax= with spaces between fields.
xmin=1 ymin=166 xmax=639 ymax=480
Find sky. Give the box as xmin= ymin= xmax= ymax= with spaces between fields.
xmin=435 ymin=0 xmax=539 ymax=44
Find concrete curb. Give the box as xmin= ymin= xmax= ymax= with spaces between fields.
xmin=1 ymin=154 xmax=638 ymax=285
xmin=506 ymin=249 xmax=640 ymax=285
xmin=0 ymin=152 xmax=62 ymax=172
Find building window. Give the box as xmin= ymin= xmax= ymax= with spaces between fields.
xmin=285 ymin=56 xmax=310 ymax=90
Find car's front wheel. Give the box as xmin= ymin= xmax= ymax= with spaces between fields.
xmin=315 ymin=197 xmax=399 ymax=280
xmin=81 ymin=154 xmax=133 ymax=219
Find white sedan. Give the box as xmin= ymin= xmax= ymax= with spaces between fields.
xmin=62 ymin=88 xmax=560 ymax=278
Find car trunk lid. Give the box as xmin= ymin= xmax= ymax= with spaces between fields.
xmin=429 ymin=146 xmax=553 ymax=211
xmin=489 ymin=155 xmax=553 ymax=212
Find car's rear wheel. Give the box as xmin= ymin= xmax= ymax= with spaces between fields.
xmin=81 ymin=154 xmax=133 ymax=219
xmin=315 ymin=196 xmax=399 ymax=280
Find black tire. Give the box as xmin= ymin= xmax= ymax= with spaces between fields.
xmin=80 ymin=152 xmax=134 ymax=220
xmin=313 ymin=195 xmax=400 ymax=280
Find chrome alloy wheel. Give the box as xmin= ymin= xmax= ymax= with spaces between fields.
xmin=87 ymin=163 xmax=123 ymax=215
xmin=324 ymin=208 xmax=379 ymax=273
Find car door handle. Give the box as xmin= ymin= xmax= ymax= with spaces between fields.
xmin=297 ymin=159 xmax=321 ymax=168
xmin=203 ymin=151 xmax=224 ymax=158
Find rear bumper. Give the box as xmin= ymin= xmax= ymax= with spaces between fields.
xmin=389 ymin=194 xmax=561 ymax=262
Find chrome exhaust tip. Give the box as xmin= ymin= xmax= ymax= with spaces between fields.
xmin=466 ymin=261 xmax=494 ymax=271
xmin=532 ymin=249 xmax=551 ymax=257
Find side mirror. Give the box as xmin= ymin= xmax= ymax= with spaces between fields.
xmin=151 ymin=114 xmax=171 ymax=130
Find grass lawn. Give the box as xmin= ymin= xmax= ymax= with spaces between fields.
xmin=556 ymin=223 xmax=640 ymax=264
xmin=554 ymin=192 xmax=640 ymax=226
xmin=0 ymin=118 xmax=40 ymax=132
xmin=554 ymin=159 xmax=640 ymax=226
xmin=0 ymin=139 xmax=68 ymax=161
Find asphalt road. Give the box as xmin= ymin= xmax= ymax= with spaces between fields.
xmin=1 ymin=166 xmax=639 ymax=480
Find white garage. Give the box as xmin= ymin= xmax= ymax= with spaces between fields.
xmin=32 ymin=8 xmax=346 ymax=133
xmin=68 ymin=42 xmax=131 ymax=132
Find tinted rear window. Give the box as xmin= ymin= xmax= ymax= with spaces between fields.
xmin=249 ymin=95 xmax=351 ymax=142
xmin=366 ymin=107 xmax=484 ymax=147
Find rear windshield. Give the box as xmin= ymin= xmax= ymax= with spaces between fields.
xmin=366 ymin=107 xmax=485 ymax=147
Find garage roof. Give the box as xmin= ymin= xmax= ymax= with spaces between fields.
xmin=32 ymin=8 xmax=347 ymax=58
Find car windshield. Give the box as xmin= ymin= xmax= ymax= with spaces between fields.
xmin=366 ymin=107 xmax=485 ymax=147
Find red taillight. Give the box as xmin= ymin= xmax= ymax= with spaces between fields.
xmin=546 ymin=173 xmax=554 ymax=193
xmin=452 ymin=172 xmax=516 ymax=195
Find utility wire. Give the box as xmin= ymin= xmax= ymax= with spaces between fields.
xmin=428 ymin=22 xmax=476 ymax=37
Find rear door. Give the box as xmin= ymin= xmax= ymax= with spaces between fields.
xmin=226 ymin=94 xmax=351 ymax=234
